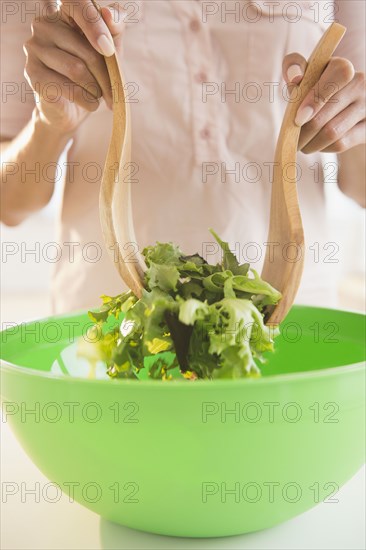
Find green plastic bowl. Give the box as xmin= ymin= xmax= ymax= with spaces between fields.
xmin=1 ymin=305 xmax=365 ymax=537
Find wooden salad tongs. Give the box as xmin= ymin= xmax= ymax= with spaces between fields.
xmin=95 ymin=6 xmax=345 ymax=334
xmin=262 ymin=22 xmax=346 ymax=325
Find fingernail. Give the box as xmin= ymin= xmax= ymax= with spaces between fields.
xmin=287 ymin=64 xmax=303 ymax=84
xmin=97 ymin=34 xmax=115 ymax=57
xmin=295 ymin=105 xmax=314 ymax=127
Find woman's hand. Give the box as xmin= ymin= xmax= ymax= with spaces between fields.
xmin=23 ymin=2 xmax=124 ymax=134
xmin=283 ymin=53 xmax=366 ymax=154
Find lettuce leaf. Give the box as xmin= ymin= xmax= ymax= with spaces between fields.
xmin=85 ymin=230 xmax=281 ymax=380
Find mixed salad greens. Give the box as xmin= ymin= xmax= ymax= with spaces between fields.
xmin=82 ymin=230 xmax=282 ymax=380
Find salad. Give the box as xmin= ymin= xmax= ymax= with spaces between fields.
xmin=83 ymin=230 xmax=281 ymax=380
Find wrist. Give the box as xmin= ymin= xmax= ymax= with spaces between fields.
xmin=32 ymin=108 xmax=76 ymax=143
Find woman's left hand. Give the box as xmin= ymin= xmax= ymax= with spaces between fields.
xmin=282 ymin=53 xmax=365 ymax=154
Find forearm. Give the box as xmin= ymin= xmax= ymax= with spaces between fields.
xmin=335 ymin=0 xmax=365 ymax=208
xmin=0 ymin=109 xmax=73 ymax=226
xmin=337 ymin=145 xmax=366 ymax=208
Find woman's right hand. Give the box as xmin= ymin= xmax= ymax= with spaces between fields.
xmin=23 ymin=2 xmax=124 ymax=135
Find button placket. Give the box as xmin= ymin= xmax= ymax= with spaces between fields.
xmin=171 ymin=2 xmax=220 ymax=166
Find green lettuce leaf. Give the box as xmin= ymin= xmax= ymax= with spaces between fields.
xmin=85 ymin=230 xmax=282 ymax=380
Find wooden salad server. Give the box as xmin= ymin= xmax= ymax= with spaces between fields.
xmin=262 ymin=22 xmax=346 ymax=325
xmin=91 ymin=1 xmax=191 ymax=367
xmin=94 ymin=2 xmax=345 ymax=330
xmin=92 ymin=0 xmax=146 ymax=298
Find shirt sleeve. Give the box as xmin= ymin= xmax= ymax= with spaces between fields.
xmin=0 ymin=1 xmax=37 ymax=139
xmin=334 ymin=0 xmax=366 ymax=72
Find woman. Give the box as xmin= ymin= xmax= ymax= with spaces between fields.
xmin=1 ymin=0 xmax=365 ymax=313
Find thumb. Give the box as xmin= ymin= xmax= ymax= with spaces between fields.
xmin=61 ymin=0 xmax=115 ymax=57
xmin=101 ymin=4 xmax=126 ymax=48
xmin=282 ymin=52 xmax=307 ymax=85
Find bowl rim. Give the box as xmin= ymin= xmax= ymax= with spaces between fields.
xmin=1 ymin=359 xmax=365 ymax=389
xmin=1 ymin=305 xmax=365 ymax=388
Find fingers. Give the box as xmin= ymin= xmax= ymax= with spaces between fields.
xmin=24 ymin=56 xmax=100 ymax=112
xmin=101 ymin=4 xmax=126 ymax=49
xmin=301 ymin=103 xmax=365 ymax=154
xmin=284 ymin=52 xmax=364 ymax=155
xmin=60 ymin=0 xmax=115 ymax=56
xmin=27 ymin=16 xmax=113 ymax=109
xmin=299 ymin=71 xmax=366 ymax=153
xmin=295 ymin=57 xmax=355 ymax=126
xmin=29 ymin=43 xmax=103 ymax=100
xmin=282 ymin=52 xmax=307 ymax=85
xmin=51 ymin=21 xmax=113 ymax=108
xmin=55 ymin=2 xmax=127 ymax=108
xmin=321 ymin=121 xmax=366 ymax=154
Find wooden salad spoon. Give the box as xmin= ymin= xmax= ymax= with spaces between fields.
xmin=91 ymin=1 xmax=191 ymax=367
xmin=91 ymin=0 xmax=145 ymax=298
xmin=262 ymin=22 xmax=346 ymax=325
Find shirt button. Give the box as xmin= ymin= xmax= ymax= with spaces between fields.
xmin=189 ymin=19 xmax=201 ymax=32
xmin=195 ymin=71 xmax=208 ymax=83
xmin=200 ymin=126 xmax=211 ymax=140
